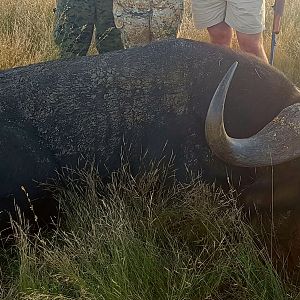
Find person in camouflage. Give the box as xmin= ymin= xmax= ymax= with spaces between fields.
xmin=113 ymin=0 xmax=184 ymax=48
xmin=54 ymin=0 xmax=123 ymax=58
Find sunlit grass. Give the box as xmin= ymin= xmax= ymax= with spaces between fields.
xmin=0 ymin=0 xmax=58 ymax=69
xmin=0 ymin=0 xmax=299 ymax=85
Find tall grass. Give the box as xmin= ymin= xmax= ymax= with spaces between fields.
xmin=1 ymin=163 xmax=299 ymax=299
xmin=0 ymin=0 xmax=58 ymax=69
xmin=0 ymin=0 xmax=299 ymax=85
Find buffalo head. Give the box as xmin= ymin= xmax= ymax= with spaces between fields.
xmin=205 ymin=63 xmax=300 ymax=208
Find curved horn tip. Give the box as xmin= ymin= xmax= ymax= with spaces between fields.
xmin=215 ymin=61 xmax=239 ymax=94
xmin=205 ymin=61 xmax=240 ymax=164
xmin=227 ymin=61 xmax=239 ymax=80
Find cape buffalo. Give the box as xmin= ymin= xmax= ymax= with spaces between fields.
xmin=0 ymin=38 xmax=299 ymax=225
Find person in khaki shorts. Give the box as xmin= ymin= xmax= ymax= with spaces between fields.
xmin=191 ymin=0 xmax=268 ymax=62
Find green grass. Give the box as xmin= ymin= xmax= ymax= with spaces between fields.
xmin=0 ymin=163 xmax=299 ymax=299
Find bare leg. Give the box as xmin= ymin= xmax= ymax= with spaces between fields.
xmin=207 ymin=21 xmax=233 ymax=47
xmin=236 ymin=31 xmax=268 ymax=63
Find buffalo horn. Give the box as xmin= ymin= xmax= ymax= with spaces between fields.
xmin=205 ymin=62 xmax=300 ymax=167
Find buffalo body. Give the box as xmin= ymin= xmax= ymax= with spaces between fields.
xmin=0 ymin=39 xmax=299 ymax=222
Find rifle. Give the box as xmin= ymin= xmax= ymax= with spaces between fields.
xmin=269 ymin=0 xmax=285 ymax=65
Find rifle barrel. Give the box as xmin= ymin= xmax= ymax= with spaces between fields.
xmin=274 ymin=0 xmax=285 ymax=16
xmin=272 ymin=0 xmax=285 ymax=33
xmin=270 ymin=0 xmax=285 ymax=65
xmin=269 ymin=32 xmax=277 ymax=65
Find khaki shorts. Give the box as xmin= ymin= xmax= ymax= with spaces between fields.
xmin=191 ymin=0 xmax=265 ymax=34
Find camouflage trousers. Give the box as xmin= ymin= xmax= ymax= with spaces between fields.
xmin=54 ymin=0 xmax=123 ymax=59
xmin=113 ymin=0 xmax=184 ymax=48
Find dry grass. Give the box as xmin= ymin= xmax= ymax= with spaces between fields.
xmin=0 ymin=0 xmax=58 ymax=69
xmin=0 ymin=0 xmax=299 ymax=85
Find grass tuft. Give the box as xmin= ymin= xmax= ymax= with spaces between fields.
xmin=0 ymin=162 xmax=299 ymax=299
